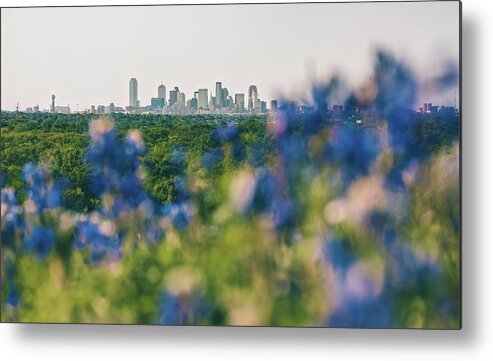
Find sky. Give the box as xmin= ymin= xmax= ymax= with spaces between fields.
xmin=1 ymin=1 xmax=460 ymax=111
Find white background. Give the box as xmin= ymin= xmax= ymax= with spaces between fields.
xmin=0 ymin=0 xmax=491 ymax=360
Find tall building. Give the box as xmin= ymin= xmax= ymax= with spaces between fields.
xmin=198 ymin=89 xmax=208 ymax=109
xmin=151 ymin=97 xmax=165 ymax=109
xmin=176 ymin=92 xmax=186 ymax=114
xmin=270 ymin=100 xmax=278 ymax=111
xmin=189 ymin=98 xmax=198 ymax=111
xmin=260 ymin=101 xmax=267 ymax=113
xmin=248 ymin=85 xmax=258 ymax=112
xmin=222 ymin=88 xmax=229 ymax=108
xmin=129 ymin=78 xmax=138 ymax=107
xmin=215 ymin=82 xmax=223 ymax=109
xmin=169 ymin=87 xmax=180 ymax=106
xmin=235 ymin=94 xmax=245 ymax=112
xmin=158 ymin=84 xmax=166 ymax=104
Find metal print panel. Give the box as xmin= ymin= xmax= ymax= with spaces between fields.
xmin=0 ymin=1 xmax=461 ymax=328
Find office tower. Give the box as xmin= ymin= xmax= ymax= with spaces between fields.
xmin=189 ymin=97 xmax=198 ymax=111
xmin=109 ymin=102 xmax=115 ymax=113
xmin=260 ymin=101 xmax=267 ymax=113
xmin=169 ymin=86 xmax=180 ymax=106
xmin=215 ymin=82 xmax=223 ymax=109
xmin=151 ymin=97 xmax=165 ymax=109
xmin=129 ymin=78 xmax=138 ymax=107
xmin=235 ymin=93 xmax=245 ymax=112
xmin=91 ymin=105 xmax=96 ymax=113
xmin=33 ymin=104 xmax=39 ymax=112
xmin=248 ymin=85 xmax=258 ymax=112
xmin=177 ymin=92 xmax=186 ymax=113
xmin=50 ymin=94 xmax=56 ymax=113
xmin=222 ymin=88 xmax=229 ymax=108
xmin=158 ymin=84 xmax=166 ymax=100
xmin=97 ymin=105 xmax=105 ymax=114
xmin=198 ymin=89 xmax=208 ymax=109
xmin=427 ymin=103 xmax=432 ymax=112
xmin=270 ymin=100 xmax=278 ymax=111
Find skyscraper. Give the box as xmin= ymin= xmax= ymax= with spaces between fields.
xmin=248 ymin=85 xmax=258 ymax=112
xmin=129 ymin=78 xmax=138 ymax=108
xmin=215 ymin=82 xmax=223 ymax=109
xmin=169 ymin=87 xmax=180 ymax=106
xmin=198 ymin=89 xmax=208 ymax=110
xmin=158 ymin=84 xmax=166 ymax=103
xmin=235 ymin=93 xmax=245 ymax=112
xmin=222 ymin=88 xmax=229 ymax=108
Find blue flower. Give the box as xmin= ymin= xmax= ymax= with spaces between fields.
xmin=75 ymin=216 xmax=122 ymax=262
xmin=25 ymin=226 xmax=54 ymax=259
xmin=157 ymin=291 xmax=212 ymax=325
xmin=212 ymin=124 xmax=239 ymax=143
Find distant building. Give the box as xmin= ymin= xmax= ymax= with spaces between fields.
xmin=56 ymin=105 xmax=71 ymax=114
xmin=33 ymin=105 xmax=39 ymax=112
xmin=222 ymin=88 xmax=229 ymax=108
xmin=97 ymin=105 xmax=105 ymax=114
xmin=151 ymin=97 xmax=165 ymax=109
xmin=215 ymin=82 xmax=223 ymax=109
xmin=169 ymin=87 xmax=180 ymax=106
xmin=198 ymin=89 xmax=208 ymax=109
xmin=189 ymin=97 xmax=198 ymax=111
xmin=235 ymin=93 xmax=245 ymax=112
xmin=270 ymin=100 xmax=278 ymax=111
xmin=91 ymin=105 xmax=96 ymax=114
xmin=50 ymin=94 xmax=56 ymax=113
xmin=248 ymin=85 xmax=258 ymax=112
xmin=176 ymin=92 xmax=186 ymax=114
xmin=129 ymin=78 xmax=138 ymax=108
xmin=109 ymin=103 xmax=115 ymax=113
xmin=260 ymin=101 xmax=267 ymax=113
xmin=158 ymin=84 xmax=166 ymax=101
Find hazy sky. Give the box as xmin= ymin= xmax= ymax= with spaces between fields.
xmin=1 ymin=1 xmax=460 ymax=111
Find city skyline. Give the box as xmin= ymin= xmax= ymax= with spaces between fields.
xmin=1 ymin=2 xmax=459 ymax=111
xmin=13 ymin=74 xmax=456 ymax=118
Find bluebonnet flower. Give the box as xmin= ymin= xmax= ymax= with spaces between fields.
xmin=326 ymin=126 xmax=379 ymax=181
xmin=1 ymin=188 xmax=25 ymax=247
xmin=201 ymin=149 xmax=224 ymax=170
xmin=25 ymin=226 xmax=54 ymax=259
xmin=324 ymin=239 xmax=393 ymax=328
xmin=212 ymin=124 xmax=239 ymax=143
xmin=157 ymin=291 xmax=211 ymax=325
xmin=250 ymin=168 xmax=276 ymax=214
xmin=87 ymin=120 xmax=147 ymax=207
xmin=75 ymin=214 xmax=122 ymax=262
xmin=22 ymin=163 xmax=62 ymax=213
xmin=162 ymin=202 xmax=193 ymax=230
xmin=170 ymin=145 xmax=187 ymax=167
